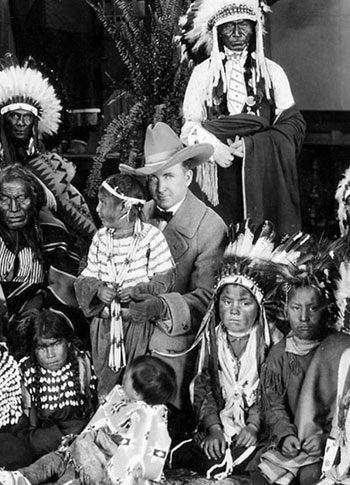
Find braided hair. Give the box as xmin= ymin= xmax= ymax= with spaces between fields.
xmin=21 ymin=309 xmax=89 ymax=416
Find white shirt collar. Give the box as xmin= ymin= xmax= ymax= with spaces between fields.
xmin=156 ymin=195 xmax=186 ymax=215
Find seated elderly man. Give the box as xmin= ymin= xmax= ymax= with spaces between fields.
xmin=0 ymin=164 xmax=87 ymax=349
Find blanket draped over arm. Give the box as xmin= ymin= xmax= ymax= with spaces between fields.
xmin=203 ymin=105 xmax=306 ymax=234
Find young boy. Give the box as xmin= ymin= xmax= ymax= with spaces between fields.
xmin=4 ymin=356 xmax=177 ymax=485
xmin=253 ymin=249 xmax=338 ymax=485
xmin=170 ymin=220 xmax=291 ymax=479
xmin=74 ymin=174 xmax=175 ymax=396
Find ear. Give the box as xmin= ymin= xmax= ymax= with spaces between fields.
xmin=185 ymin=169 xmax=193 ymax=187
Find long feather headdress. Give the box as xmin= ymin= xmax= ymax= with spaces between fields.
xmin=179 ymin=0 xmax=272 ymax=104
xmin=0 ymin=54 xmax=61 ymax=136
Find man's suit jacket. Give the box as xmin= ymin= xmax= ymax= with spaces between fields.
xmin=142 ymin=190 xmax=227 ymax=407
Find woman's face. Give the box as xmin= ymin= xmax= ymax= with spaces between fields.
xmin=34 ymin=336 xmax=70 ymax=372
xmin=0 ymin=179 xmax=34 ymax=230
xmin=219 ymin=284 xmax=258 ymax=334
xmin=287 ymin=286 xmax=325 ymax=340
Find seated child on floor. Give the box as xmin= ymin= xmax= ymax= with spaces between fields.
xmin=170 ymin=220 xmax=295 ymax=479
xmin=74 ymin=173 xmax=175 ymax=397
xmin=252 ymin=246 xmax=339 ymax=485
xmin=289 ymin=262 xmax=350 ymax=485
xmin=5 ymin=355 xmax=177 ymax=485
xmin=0 ymin=309 xmax=97 ymax=470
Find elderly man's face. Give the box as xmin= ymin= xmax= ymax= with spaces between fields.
xmin=4 ymin=109 xmax=35 ymax=142
xmin=218 ymin=19 xmax=255 ymax=52
xmin=148 ymin=163 xmax=193 ymax=210
xmin=0 ymin=179 xmax=34 ymax=230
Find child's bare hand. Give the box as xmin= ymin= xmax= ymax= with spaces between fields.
xmin=117 ymin=286 xmax=133 ymax=303
xmin=97 ymin=285 xmax=117 ymax=304
xmin=236 ymin=425 xmax=258 ymax=447
xmin=281 ymin=435 xmax=301 ymax=458
xmin=302 ymin=434 xmax=326 ymax=457
xmin=201 ymin=425 xmax=226 ymax=460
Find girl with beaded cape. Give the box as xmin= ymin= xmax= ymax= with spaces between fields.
xmin=252 ymin=239 xmax=339 ymax=485
xmin=0 ymin=309 xmax=97 ymax=469
xmin=169 ymin=219 xmax=311 ymax=480
xmin=74 ymin=173 xmax=175 ymax=398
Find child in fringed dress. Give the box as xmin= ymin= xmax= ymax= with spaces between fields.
xmin=169 ymin=220 xmax=308 ymax=479
xmin=74 ymin=174 xmax=175 ymax=397
xmin=252 ymin=245 xmax=339 ymax=485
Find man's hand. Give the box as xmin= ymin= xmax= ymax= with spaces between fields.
xmin=97 ymin=285 xmax=117 ymax=305
xmin=281 ymin=435 xmax=301 ymax=458
xmin=227 ymin=136 xmax=244 ymax=158
xmin=236 ymin=424 xmax=258 ymax=447
xmin=302 ymin=434 xmax=327 ymax=457
xmin=213 ymin=140 xmax=234 ymax=168
xmin=201 ymin=425 xmax=227 ymax=460
xmin=128 ymin=294 xmax=165 ymax=321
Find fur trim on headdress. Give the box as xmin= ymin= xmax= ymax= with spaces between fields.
xmin=179 ymin=0 xmax=271 ymax=103
xmin=335 ymin=166 xmax=350 ymax=236
xmin=0 ymin=54 xmax=62 ymax=136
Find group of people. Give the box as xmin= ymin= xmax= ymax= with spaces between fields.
xmin=0 ymin=1 xmax=350 ymax=485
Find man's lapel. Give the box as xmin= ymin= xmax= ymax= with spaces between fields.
xmin=143 ymin=191 xmax=205 ymax=262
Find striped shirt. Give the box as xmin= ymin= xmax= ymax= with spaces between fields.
xmin=81 ymin=223 xmax=174 ymax=288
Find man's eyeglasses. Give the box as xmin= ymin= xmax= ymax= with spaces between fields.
xmin=6 ymin=112 xmax=35 ymax=126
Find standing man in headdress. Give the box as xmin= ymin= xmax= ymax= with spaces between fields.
xmin=180 ymin=0 xmax=306 ymax=234
xmin=119 ymin=122 xmax=227 ymax=418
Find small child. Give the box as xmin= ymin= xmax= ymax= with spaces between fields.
xmin=74 ymin=174 xmax=175 ymax=396
xmin=13 ymin=355 xmax=177 ymax=485
xmin=0 ymin=309 xmax=97 ymax=469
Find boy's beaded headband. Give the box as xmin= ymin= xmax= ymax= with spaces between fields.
xmin=101 ymin=181 xmax=146 ymax=205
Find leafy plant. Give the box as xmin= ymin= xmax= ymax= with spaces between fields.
xmin=85 ymin=0 xmax=190 ymax=196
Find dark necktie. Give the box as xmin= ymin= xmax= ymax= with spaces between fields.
xmin=154 ymin=206 xmax=173 ymax=222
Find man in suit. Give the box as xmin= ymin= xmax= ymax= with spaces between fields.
xmin=119 ymin=123 xmax=227 ymax=414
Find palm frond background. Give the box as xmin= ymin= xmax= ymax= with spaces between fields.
xmin=85 ymin=0 xmax=190 ymax=196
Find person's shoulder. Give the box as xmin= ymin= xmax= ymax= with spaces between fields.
xmin=264 ymin=57 xmax=289 ymax=79
xmin=192 ymin=58 xmax=211 ymax=74
xmin=185 ymin=190 xmax=226 ymax=226
xmin=318 ymin=332 xmax=350 ymax=355
xmin=266 ymin=337 xmax=287 ymax=360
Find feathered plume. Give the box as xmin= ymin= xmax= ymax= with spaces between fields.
xmin=335 ymin=166 xmax=350 ymax=237
xmin=335 ymin=261 xmax=350 ymax=333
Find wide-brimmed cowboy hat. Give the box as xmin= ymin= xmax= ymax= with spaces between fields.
xmin=119 ymin=122 xmax=213 ymax=176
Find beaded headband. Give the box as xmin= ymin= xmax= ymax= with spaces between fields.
xmin=101 ymin=181 xmax=146 ymax=206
